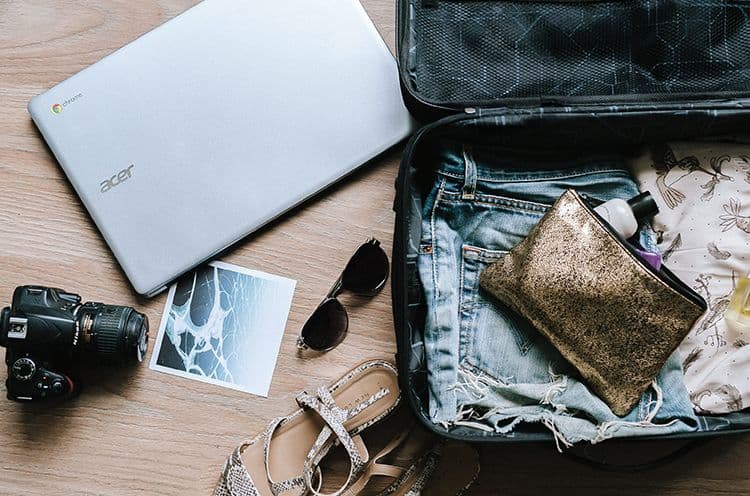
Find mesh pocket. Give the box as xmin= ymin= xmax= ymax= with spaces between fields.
xmin=408 ymin=0 xmax=750 ymax=105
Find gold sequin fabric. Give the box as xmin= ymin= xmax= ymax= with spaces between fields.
xmin=479 ymin=189 xmax=706 ymax=416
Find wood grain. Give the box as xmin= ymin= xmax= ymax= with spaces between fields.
xmin=1 ymin=1 xmax=749 ymax=495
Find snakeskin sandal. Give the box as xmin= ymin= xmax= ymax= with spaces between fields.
xmin=214 ymin=360 xmax=401 ymax=496
xmin=377 ymin=442 xmax=480 ymax=496
xmin=339 ymin=423 xmax=480 ymax=496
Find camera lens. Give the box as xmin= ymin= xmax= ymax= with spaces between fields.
xmin=78 ymin=304 xmax=149 ymax=362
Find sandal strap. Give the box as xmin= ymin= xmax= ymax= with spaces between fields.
xmin=404 ymin=448 xmax=442 ymax=495
xmin=340 ymin=463 xmax=406 ymax=496
xmin=296 ymin=387 xmax=349 ymax=425
xmin=381 ymin=446 xmax=443 ymax=496
xmin=262 ymin=417 xmax=306 ymax=496
xmin=269 ymin=478 xmax=305 ymax=496
xmin=339 ymin=423 xmax=418 ymax=496
xmin=297 ymin=387 xmax=366 ymax=492
xmin=296 ymin=385 xmax=391 ymax=496
xmin=216 ymin=446 xmax=262 ymax=496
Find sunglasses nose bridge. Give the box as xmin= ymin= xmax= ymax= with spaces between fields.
xmin=326 ymin=275 xmax=345 ymax=299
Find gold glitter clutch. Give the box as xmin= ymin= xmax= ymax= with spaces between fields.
xmin=479 ymin=189 xmax=706 ymax=416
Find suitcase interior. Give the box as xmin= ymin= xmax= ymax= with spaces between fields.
xmin=392 ymin=0 xmax=750 ymax=442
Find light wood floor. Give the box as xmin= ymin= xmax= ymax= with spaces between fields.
xmin=1 ymin=1 xmax=750 ymax=494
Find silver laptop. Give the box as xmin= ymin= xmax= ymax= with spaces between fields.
xmin=28 ymin=0 xmax=414 ymax=297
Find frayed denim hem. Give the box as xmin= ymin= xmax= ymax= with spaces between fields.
xmin=441 ymin=367 xmax=696 ymax=452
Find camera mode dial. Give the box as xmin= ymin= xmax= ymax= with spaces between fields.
xmin=11 ymin=357 xmax=36 ymax=382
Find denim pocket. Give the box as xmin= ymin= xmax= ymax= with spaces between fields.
xmin=459 ymin=245 xmax=538 ymax=383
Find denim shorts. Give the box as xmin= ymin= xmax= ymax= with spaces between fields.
xmin=417 ymin=145 xmax=706 ymax=446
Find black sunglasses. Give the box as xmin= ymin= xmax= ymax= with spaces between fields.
xmin=297 ymin=238 xmax=389 ymax=352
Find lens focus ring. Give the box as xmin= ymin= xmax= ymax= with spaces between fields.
xmin=78 ymin=302 xmax=148 ymax=361
xmin=94 ymin=306 xmax=128 ymax=358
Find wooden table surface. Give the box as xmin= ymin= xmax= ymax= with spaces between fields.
xmin=2 ymin=1 xmax=750 ymax=495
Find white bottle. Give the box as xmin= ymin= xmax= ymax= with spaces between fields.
xmin=593 ymin=192 xmax=658 ymax=239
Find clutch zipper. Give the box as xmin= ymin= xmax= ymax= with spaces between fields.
xmin=578 ymin=192 xmax=707 ymax=311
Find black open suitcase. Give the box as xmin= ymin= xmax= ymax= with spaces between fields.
xmin=391 ymin=0 xmax=750 ymax=463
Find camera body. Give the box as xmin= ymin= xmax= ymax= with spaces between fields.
xmin=0 ymin=286 xmax=148 ymax=401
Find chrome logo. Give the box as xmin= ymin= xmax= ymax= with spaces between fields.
xmin=51 ymin=103 xmax=63 ymax=115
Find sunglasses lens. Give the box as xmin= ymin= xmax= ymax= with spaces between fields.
xmin=300 ymin=298 xmax=348 ymax=351
xmin=341 ymin=239 xmax=390 ymax=295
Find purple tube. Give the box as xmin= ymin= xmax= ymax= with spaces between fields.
xmin=635 ymin=249 xmax=662 ymax=271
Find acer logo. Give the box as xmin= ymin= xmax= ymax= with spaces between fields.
xmin=100 ymin=165 xmax=135 ymax=193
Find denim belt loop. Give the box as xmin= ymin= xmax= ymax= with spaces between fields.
xmin=461 ymin=146 xmax=477 ymax=200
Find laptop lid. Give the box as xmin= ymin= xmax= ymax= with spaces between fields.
xmin=28 ymin=0 xmax=414 ymax=297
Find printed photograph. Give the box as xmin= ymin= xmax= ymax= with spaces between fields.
xmin=149 ymin=261 xmax=296 ymax=397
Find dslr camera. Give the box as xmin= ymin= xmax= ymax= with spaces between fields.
xmin=0 ymin=286 xmax=149 ymax=402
